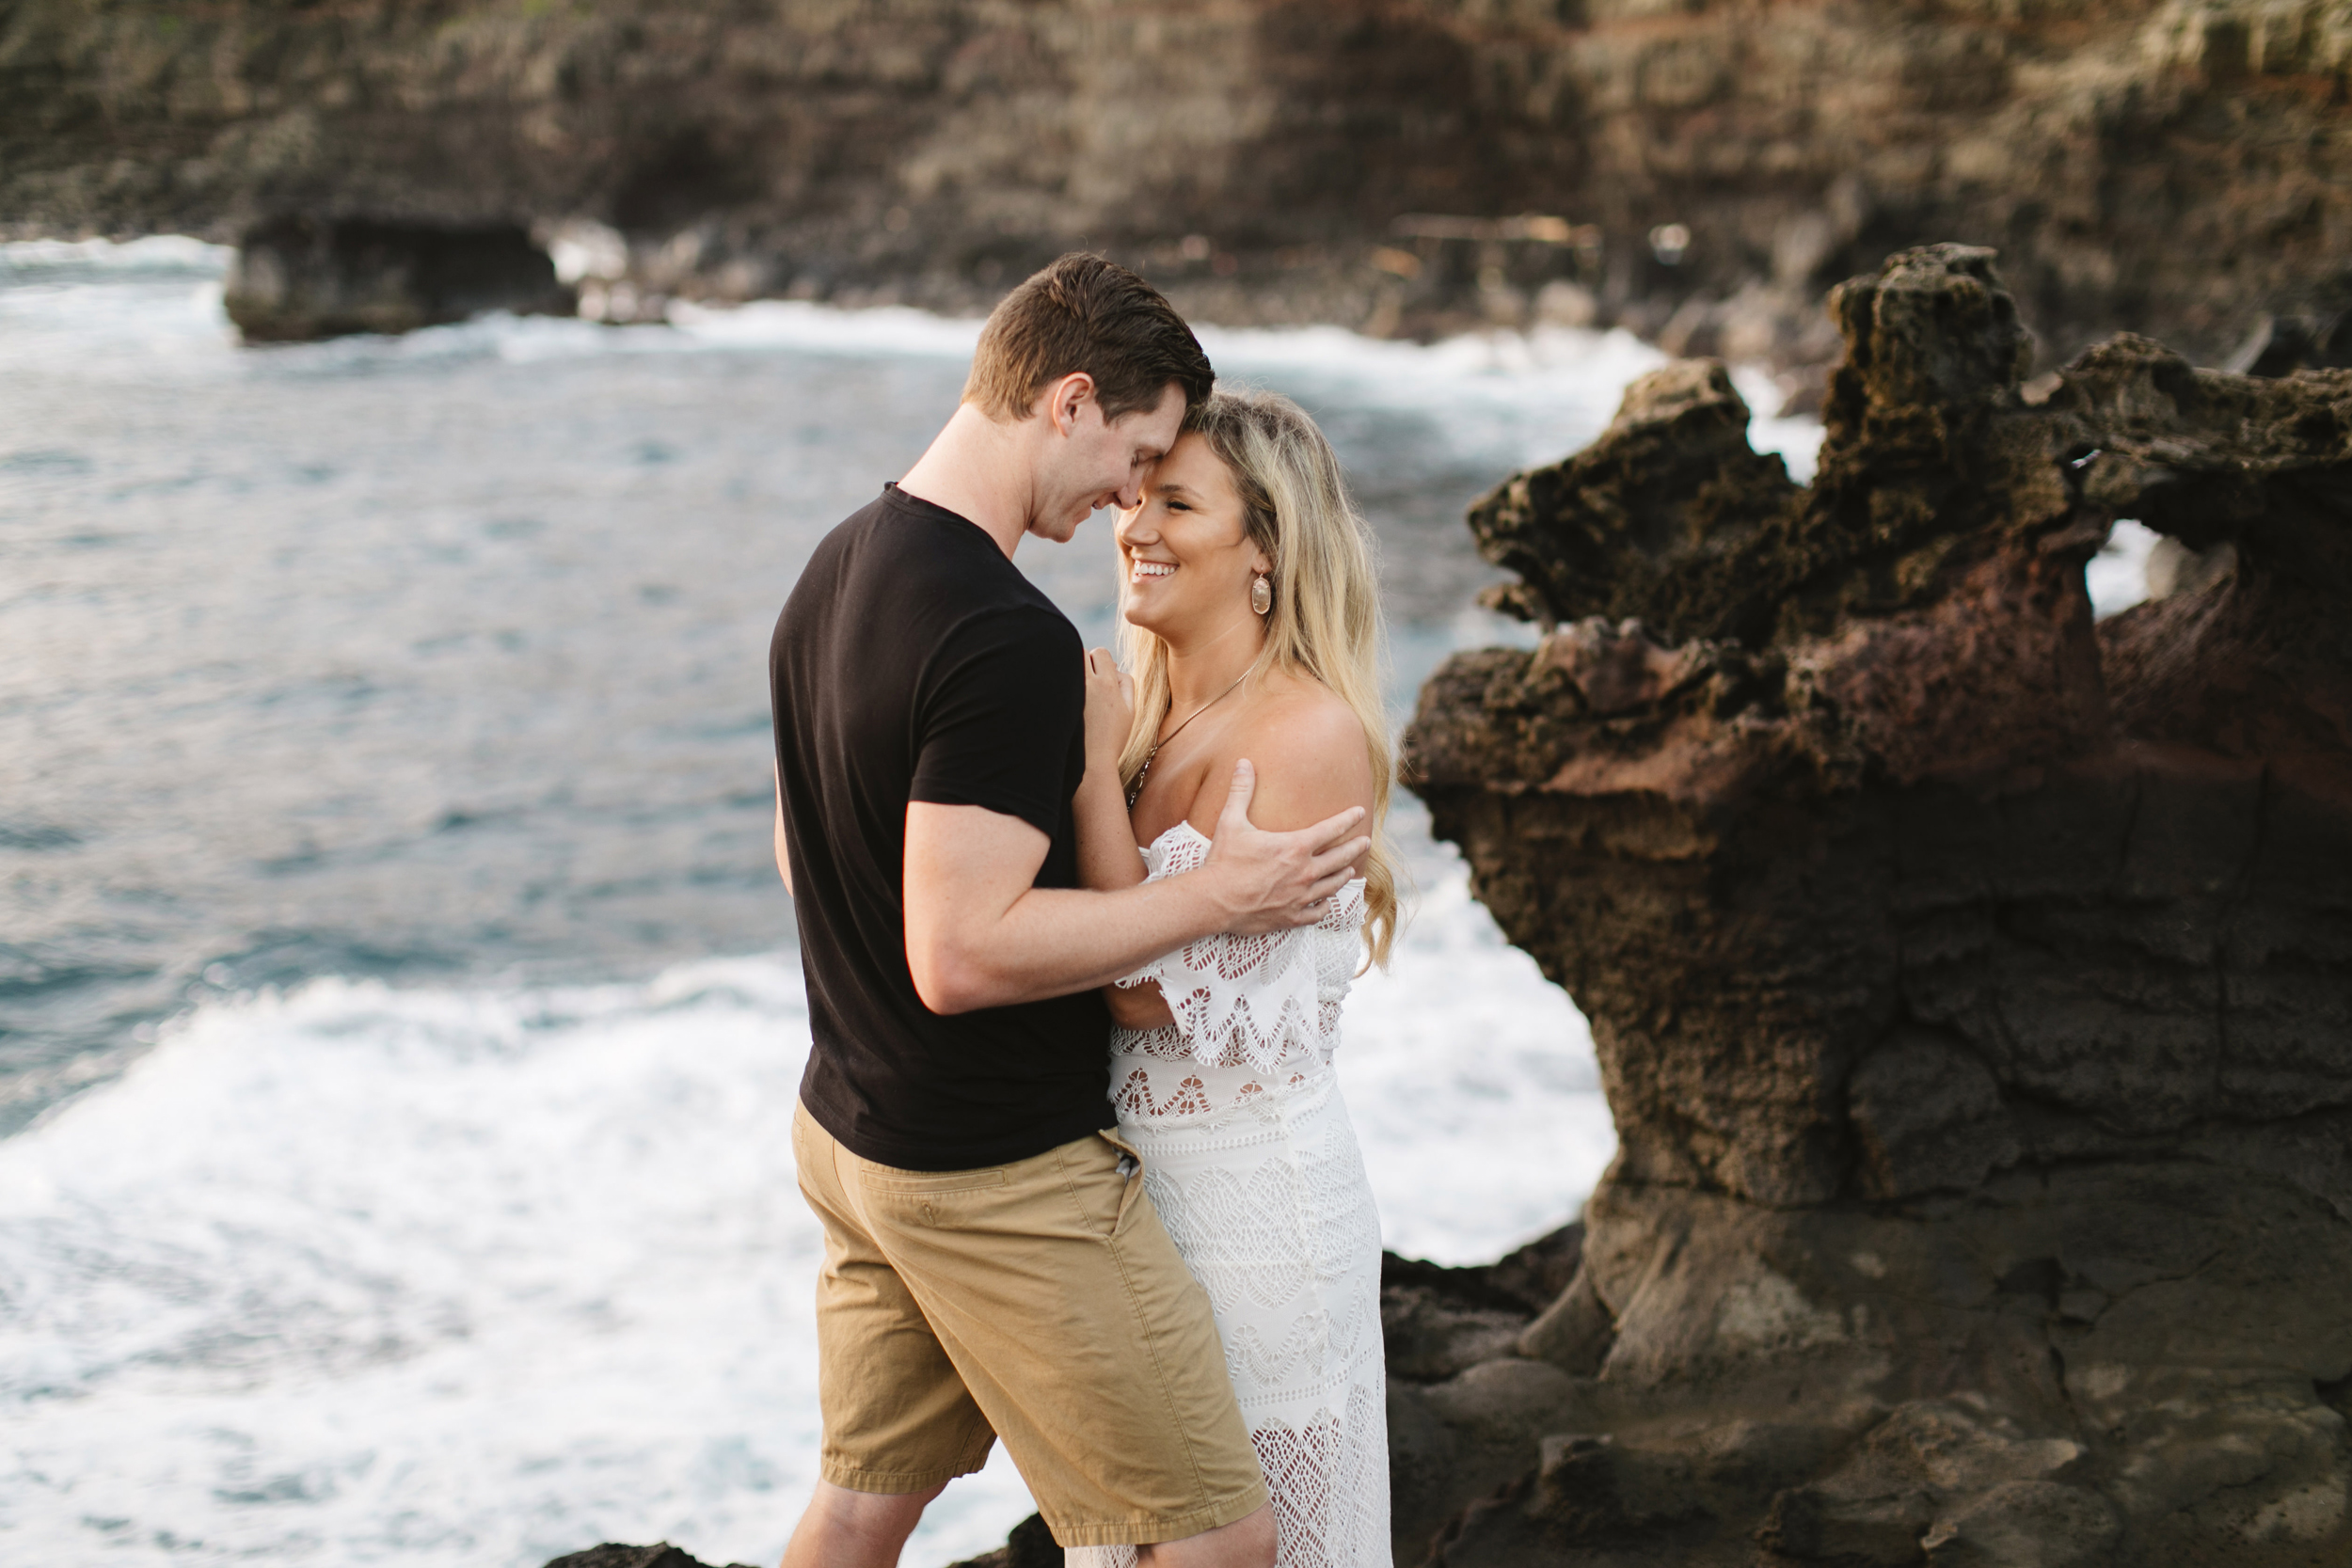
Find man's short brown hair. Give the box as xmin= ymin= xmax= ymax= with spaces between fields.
xmin=962 ymin=253 xmax=1215 ymax=423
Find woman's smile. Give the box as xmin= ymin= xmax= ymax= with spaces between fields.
xmin=1115 ymin=432 xmax=1269 ymax=643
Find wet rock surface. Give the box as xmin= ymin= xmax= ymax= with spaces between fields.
xmin=222 ymin=215 xmax=573 ymax=341
xmin=1395 ymin=245 xmax=2352 ymax=1565
xmin=943 ymin=1511 xmax=1060 ymax=1568
xmin=7 ymin=2 xmax=2352 ymax=364
xmin=1383 ymin=1226 xmax=1587 ymax=1386
xmin=541 ymin=1544 xmax=755 ymax=1568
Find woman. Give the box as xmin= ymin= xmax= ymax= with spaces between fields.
xmin=1068 ymin=388 xmax=1400 ymax=1568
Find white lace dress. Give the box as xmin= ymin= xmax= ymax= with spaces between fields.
xmin=1067 ymin=823 xmax=1391 ymax=1568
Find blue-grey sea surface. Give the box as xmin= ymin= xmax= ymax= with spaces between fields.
xmin=0 ymin=240 xmax=1731 ymax=1125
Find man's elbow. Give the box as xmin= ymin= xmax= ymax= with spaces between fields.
xmin=906 ymin=940 xmax=1010 ymax=1016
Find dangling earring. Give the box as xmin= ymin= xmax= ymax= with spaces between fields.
xmin=1250 ymin=573 xmax=1272 ymax=616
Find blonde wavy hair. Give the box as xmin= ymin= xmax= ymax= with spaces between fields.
xmin=1117 ymin=388 xmax=1402 ymax=969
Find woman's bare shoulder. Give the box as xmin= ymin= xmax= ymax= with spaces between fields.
xmin=1184 ymin=675 xmax=1373 ymax=834
xmin=1239 ymin=676 xmax=1363 ymax=761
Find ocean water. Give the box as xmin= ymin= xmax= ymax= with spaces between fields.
xmin=0 ymin=238 xmax=1834 ymax=1566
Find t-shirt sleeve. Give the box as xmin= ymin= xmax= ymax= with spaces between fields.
xmin=909 ymin=608 xmax=1083 ymax=838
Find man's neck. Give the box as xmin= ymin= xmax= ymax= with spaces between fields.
xmin=898 ymin=404 xmax=1032 ymax=560
xmin=1163 ymin=617 xmax=1268 ymax=717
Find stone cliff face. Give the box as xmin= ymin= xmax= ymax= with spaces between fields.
xmin=1394 ymin=245 xmax=2351 ymax=1564
xmin=7 ymin=1 xmax=2352 ymax=367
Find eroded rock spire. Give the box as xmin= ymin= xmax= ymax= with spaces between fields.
xmin=1395 ymin=245 xmax=2352 ymax=1566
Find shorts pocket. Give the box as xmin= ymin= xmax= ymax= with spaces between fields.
xmin=1076 ymin=1129 xmax=1147 ymax=1237
xmin=1099 ymin=1127 xmax=1144 ymax=1177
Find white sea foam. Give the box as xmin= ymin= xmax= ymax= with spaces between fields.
xmin=0 ymin=855 xmax=1604 ymax=1568
xmin=0 ymin=238 xmax=1825 ymax=479
xmin=661 ymin=306 xmax=1826 ymax=482
xmin=0 ymin=234 xmax=230 ymax=279
xmin=2088 ymin=518 xmax=2159 ymax=618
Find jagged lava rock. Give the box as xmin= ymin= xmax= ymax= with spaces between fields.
xmin=1396 ymin=245 xmax=2352 ymax=1566
xmin=942 ymin=1511 xmax=1060 ymax=1568
xmin=223 ymin=215 xmax=573 ymax=341
xmin=541 ymin=1544 xmax=755 ymax=1568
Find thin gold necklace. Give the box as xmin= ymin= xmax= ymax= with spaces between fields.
xmin=1126 ymin=670 xmax=1249 ymax=809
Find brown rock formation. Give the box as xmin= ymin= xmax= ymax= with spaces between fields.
xmin=942 ymin=1512 xmax=1060 ymax=1568
xmin=1395 ymin=245 xmax=2352 ymax=1565
xmin=7 ymin=2 xmax=2352 ymax=363
xmin=539 ymin=1544 xmax=754 ymax=1568
xmin=222 ymin=214 xmax=573 ymax=340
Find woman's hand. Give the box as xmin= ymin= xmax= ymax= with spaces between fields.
xmin=1082 ymin=647 xmax=1135 ymax=787
xmin=1073 ymin=649 xmax=1148 ymax=893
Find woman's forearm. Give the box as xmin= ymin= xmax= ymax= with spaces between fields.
xmin=1075 ymin=771 xmax=1171 ymax=1025
xmin=1072 ymin=769 xmax=1148 ymax=892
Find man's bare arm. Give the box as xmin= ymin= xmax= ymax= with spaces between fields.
xmin=904 ymin=760 xmax=1366 ymax=1015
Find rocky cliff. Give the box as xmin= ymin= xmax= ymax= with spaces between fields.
xmin=1391 ymin=244 xmax=2352 ymax=1564
xmin=7 ymin=1 xmax=2352 ymax=368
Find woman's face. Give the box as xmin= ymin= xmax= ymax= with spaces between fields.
xmin=1115 ymin=433 xmax=1271 ymax=646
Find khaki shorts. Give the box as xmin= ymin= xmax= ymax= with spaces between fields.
xmin=791 ymin=1100 xmax=1268 ymax=1547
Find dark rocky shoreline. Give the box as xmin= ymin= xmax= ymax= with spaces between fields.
xmin=8 ymin=1 xmax=2352 ymax=383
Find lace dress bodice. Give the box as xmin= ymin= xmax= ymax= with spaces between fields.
xmin=1070 ymin=823 xmax=1391 ymax=1568
xmin=1109 ymin=822 xmax=1368 ymax=1122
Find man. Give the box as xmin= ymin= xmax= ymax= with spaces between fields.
xmin=768 ymin=253 xmax=1369 ymax=1568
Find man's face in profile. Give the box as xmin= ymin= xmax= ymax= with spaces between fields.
xmin=1029 ymin=380 xmax=1186 ymax=544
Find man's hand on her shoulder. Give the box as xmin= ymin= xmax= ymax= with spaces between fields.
xmin=1200 ymin=759 xmax=1368 ymax=935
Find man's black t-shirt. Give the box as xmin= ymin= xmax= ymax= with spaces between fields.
xmin=770 ymin=484 xmax=1111 ymax=1170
